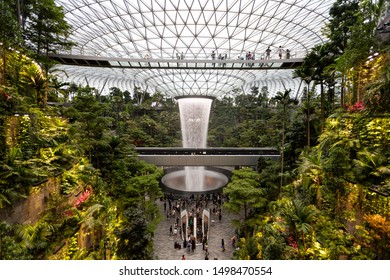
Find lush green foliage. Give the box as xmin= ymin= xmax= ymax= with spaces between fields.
xmin=1 ymin=0 xmax=390 ymax=261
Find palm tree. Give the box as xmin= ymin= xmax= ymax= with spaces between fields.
xmin=271 ymin=89 xmax=297 ymax=189
xmin=300 ymin=90 xmax=317 ymax=147
xmin=293 ymin=62 xmax=315 ymax=98
xmin=47 ymin=75 xmax=69 ymax=102
xmin=280 ymin=199 xmax=319 ymax=254
xmin=293 ymin=65 xmax=316 ymax=147
xmin=298 ymin=148 xmax=324 ymax=209
xmin=20 ymin=65 xmax=48 ymax=106
xmin=298 ymin=44 xmax=335 ymax=131
xmin=67 ymin=82 xmax=79 ymax=101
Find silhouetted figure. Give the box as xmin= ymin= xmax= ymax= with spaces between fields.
xmin=211 ymin=50 xmax=216 ymax=66
xmin=278 ymin=46 xmax=284 ymax=59
xmin=265 ymin=46 xmax=271 ymax=59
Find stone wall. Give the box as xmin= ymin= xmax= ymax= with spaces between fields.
xmin=0 ymin=177 xmax=60 ymax=225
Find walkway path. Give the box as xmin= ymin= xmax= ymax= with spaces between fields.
xmin=153 ymin=199 xmax=238 ymax=260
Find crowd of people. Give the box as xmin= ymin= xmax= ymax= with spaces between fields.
xmin=163 ymin=192 xmax=232 ymax=260
xmin=176 ymin=52 xmax=185 ymax=60
xmin=149 ymin=46 xmax=292 ymax=64
xmin=209 ymin=46 xmax=292 ymax=67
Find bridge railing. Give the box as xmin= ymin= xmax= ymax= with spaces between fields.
xmin=134 ymin=147 xmax=280 ymax=155
xmin=50 ymin=53 xmax=304 ymax=69
xmin=56 ymin=50 xmax=308 ymax=60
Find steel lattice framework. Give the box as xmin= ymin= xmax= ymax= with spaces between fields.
xmin=53 ymin=0 xmax=335 ymax=97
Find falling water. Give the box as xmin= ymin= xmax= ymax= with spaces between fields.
xmin=177 ymin=96 xmax=213 ymax=191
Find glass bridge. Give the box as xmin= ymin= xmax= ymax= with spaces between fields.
xmin=50 ymin=54 xmax=303 ymax=70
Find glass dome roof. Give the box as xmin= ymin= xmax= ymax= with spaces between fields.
xmin=53 ymin=0 xmax=335 ymax=97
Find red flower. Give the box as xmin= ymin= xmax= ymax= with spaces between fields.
xmin=73 ymin=189 xmax=91 ymax=208
xmin=347 ymin=101 xmax=365 ymax=112
xmin=287 ymin=235 xmax=298 ymax=249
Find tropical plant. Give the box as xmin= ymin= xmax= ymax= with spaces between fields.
xmin=0 ymin=0 xmax=23 ymax=87
xmin=20 ymin=65 xmax=48 ymax=106
xmin=298 ymin=148 xmax=324 ymax=208
xmin=0 ymin=221 xmax=31 ymax=260
xmin=270 ymin=89 xmax=298 ymax=188
xmin=76 ymin=203 xmax=104 ymax=251
xmin=114 ymin=207 xmax=153 ymax=260
xmin=15 ymin=216 xmax=57 ymax=258
xmin=355 ymin=214 xmax=390 ymax=259
xmin=354 ymin=148 xmax=390 ymax=189
xmin=278 ymin=198 xmax=319 ymax=254
xmin=22 ymin=0 xmax=75 ymax=73
xmin=223 ymin=168 xmax=266 ymax=236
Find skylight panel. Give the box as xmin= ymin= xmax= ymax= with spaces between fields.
xmin=99 ymin=1 xmax=118 ymax=17
xmin=161 ymin=0 xmax=176 ymax=11
xmin=135 ymin=0 xmax=153 ymax=13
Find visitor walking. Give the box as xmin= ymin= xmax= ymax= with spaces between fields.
xmin=170 ymin=225 xmax=173 ymax=236
xmin=221 ymin=238 xmax=225 ymax=251
xmin=144 ymin=52 xmax=151 ymax=66
xmin=231 ymin=235 xmax=237 ymax=248
xmin=286 ymin=49 xmax=291 ymax=59
xmin=211 ymin=50 xmax=216 ymax=66
xmin=278 ymin=46 xmax=284 ymax=59
xmin=265 ymin=46 xmax=271 ymax=59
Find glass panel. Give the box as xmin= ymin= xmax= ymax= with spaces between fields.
xmin=54 ymin=0 xmax=333 ymax=97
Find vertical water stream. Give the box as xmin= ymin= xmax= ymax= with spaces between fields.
xmin=177 ymin=96 xmax=213 ymax=191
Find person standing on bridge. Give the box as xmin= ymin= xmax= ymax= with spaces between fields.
xmin=286 ymin=49 xmax=291 ymax=59
xmin=265 ymin=46 xmax=271 ymax=59
xmin=278 ymin=46 xmax=284 ymax=59
xmin=211 ymin=50 xmax=216 ymax=66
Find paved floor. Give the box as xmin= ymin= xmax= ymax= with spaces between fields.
xmin=153 ymin=199 xmax=238 ymax=260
